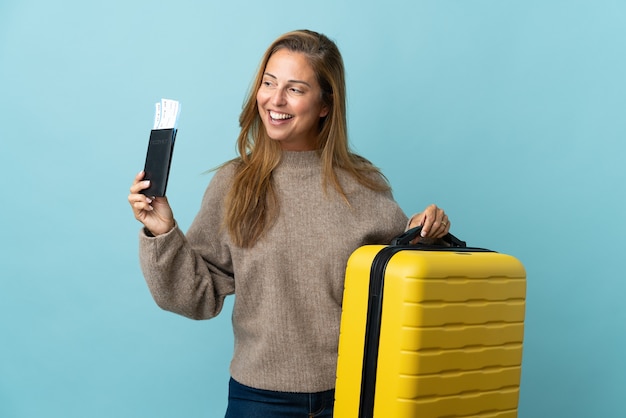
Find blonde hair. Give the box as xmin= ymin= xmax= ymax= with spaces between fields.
xmin=224 ymin=29 xmax=390 ymax=247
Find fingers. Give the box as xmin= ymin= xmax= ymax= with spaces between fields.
xmin=414 ymin=204 xmax=450 ymax=238
xmin=434 ymin=213 xmax=450 ymax=238
xmin=128 ymin=192 xmax=154 ymax=215
xmin=128 ymin=171 xmax=155 ymax=216
xmin=129 ymin=171 xmax=151 ymax=195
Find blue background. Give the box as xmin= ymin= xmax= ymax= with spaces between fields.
xmin=1 ymin=1 xmax=624 ymax=417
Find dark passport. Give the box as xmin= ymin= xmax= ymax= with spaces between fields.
xmin=141 ymin=128 xmax=177 ymax=197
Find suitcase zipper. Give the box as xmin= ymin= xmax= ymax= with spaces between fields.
xmin=359 ymin=246 xmax=403 ymax=418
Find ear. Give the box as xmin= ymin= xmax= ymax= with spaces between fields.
xmin=319 ymin=94 xmax=332 ymax=118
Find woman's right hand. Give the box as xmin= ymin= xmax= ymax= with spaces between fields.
xmin=128 ymin=171 xmax=175 ymax=236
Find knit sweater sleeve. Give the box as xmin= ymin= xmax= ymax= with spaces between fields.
xmin=138 ymin=164 xmax=236 ymax=320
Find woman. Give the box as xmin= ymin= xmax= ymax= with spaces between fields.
xmin=128 ymin=29 xmax=450 ymax=417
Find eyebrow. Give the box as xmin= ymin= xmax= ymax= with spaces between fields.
xmin=264 ymin=72 xmax=312 ymax=88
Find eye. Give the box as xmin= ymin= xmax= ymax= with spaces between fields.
xmin=289 ymin=87 xmax=304 ymax=95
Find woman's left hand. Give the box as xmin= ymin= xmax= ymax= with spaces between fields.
xmin=408 ymin=204 xmax=450 ymax=239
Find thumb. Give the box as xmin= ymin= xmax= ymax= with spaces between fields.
xmin=408 ymin=212 xmax=425 ymax=230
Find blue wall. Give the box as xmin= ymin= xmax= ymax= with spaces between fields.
xmin=1 ymin=1 xmax=624 ymax=417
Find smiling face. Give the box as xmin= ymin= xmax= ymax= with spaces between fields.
xmin=256 ymin=49 xmax=330 ymax=151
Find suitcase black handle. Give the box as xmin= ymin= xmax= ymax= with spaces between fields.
xmin=391 ymin=226 xmax=467 ymax=248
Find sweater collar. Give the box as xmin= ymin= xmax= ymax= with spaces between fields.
xmin=279 ymin=150 xmax=322 ymax=168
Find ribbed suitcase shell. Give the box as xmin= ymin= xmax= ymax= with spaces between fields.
xmin=334 ymin=244 xmax=526 ymax=418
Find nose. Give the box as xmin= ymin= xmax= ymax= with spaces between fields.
xmin=271 ymin=88 xmax=287 ymax=106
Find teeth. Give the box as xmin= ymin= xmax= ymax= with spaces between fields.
xmin=270 ymin=111 xmax=293 ymax=120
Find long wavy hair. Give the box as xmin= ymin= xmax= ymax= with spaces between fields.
xmin=224 ymin=29 xmax=391 ymax=247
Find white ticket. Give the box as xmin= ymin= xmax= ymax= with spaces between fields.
xmin=152 ymin=98 xmax=181 ymax=129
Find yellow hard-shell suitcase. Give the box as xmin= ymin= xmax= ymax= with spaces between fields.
xmin=334 ymin=227 xmax=526 ymax=418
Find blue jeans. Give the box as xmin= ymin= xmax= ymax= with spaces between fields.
xmin=225 ymin=378 xmax=335 ymax=417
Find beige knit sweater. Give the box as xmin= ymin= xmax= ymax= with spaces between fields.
xmin=139 ymin=150 xmax=408 ymax=392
